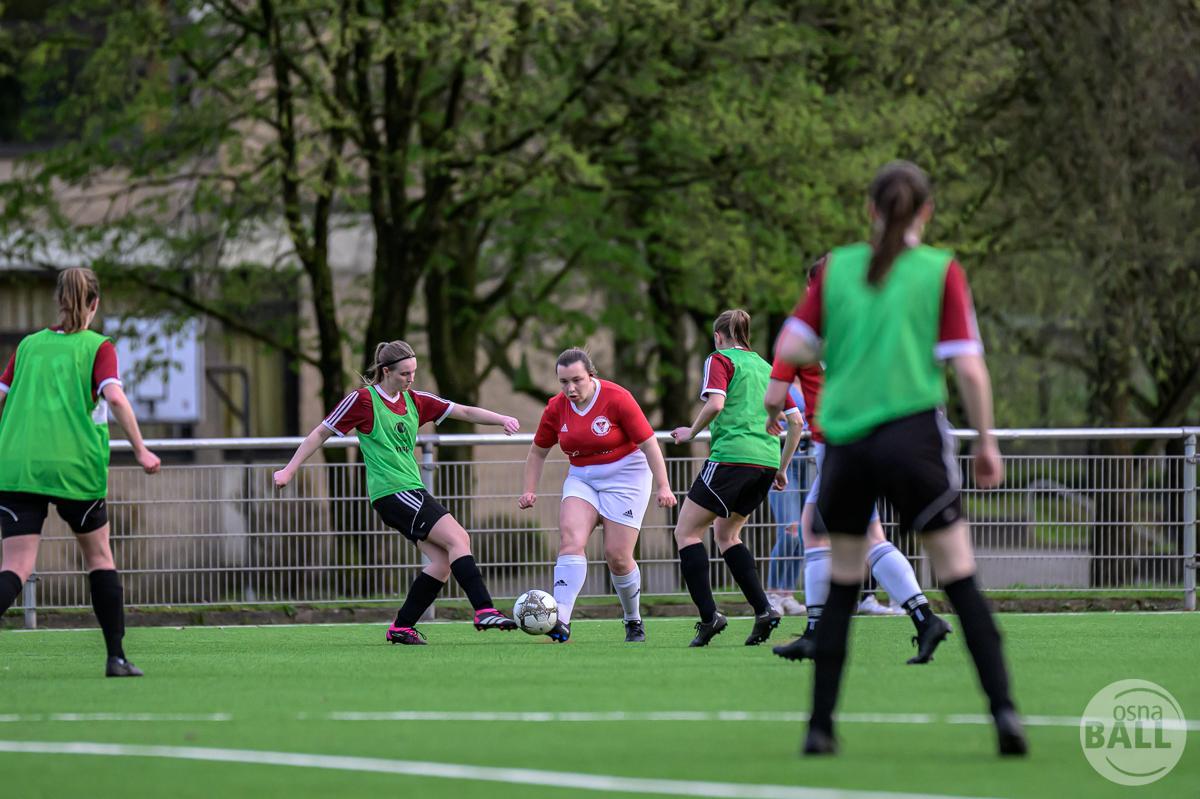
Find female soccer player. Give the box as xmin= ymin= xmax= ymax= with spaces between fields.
xmin=768 ymin=261 xmax=948 ymax=663
xmin=519 ymin=349 xmax=676 ymax=643
xmin=0 ymin=267 xmax=161 ymax=677
xmin=772 ymin=161 xmax=1025 ymax=756
xmin=670 ymin=310 xmax=803 ymax=647
xmin=274 ymin=340 xmax=520 ymax=644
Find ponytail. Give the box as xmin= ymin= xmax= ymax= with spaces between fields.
xmin=867 ymin=161 xmax=931 ymax=286
xmin=56 ymin=267 xmax=100 ymax=333
xmin=713 ymin=309 xmax=752 ymax=349
xmin=363 ymin=340 xmax=416 ymax=385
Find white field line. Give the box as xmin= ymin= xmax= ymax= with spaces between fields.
xmin=7 ymin=609 xmax=1198 ymax=632
xmin=0 ymin=740 xmax=1002 ymax=799
xmin=0 ymin=713 xmax=230 ymax=723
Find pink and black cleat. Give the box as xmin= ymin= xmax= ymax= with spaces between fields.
xmin=386 ymin=624 xmax=428 ymax=645
xmin=473 ymin=608 xmax=518 ymax=631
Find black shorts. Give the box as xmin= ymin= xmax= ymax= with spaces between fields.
xmin=686 ymin=461 xmax=777 ymax=518
xmin=816 ymin=409 xmax=962 ymax=535
xmin=0 ymin=491 xmax=109 ymax=538
xmin=372 ymin=490 xmax=450 ymax=542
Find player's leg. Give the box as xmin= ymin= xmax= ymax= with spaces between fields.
xmin=73 ymin=518 xmax=141 ymax=676
xmin=923 ymin=521 xmax=1025 ymax=754
xmin=673 ymin=495 xmax=727 ymax=646
xmin=864 ymin=519 xmax=944 ymax=637
xmin=551 ymin=494 xmax=599 ymax=640
xmin=600 ymin=518 xmax=644 ymax=641
xmin=385 ymin=540 xmax=450 ymax=645
xmin=0 ymin=492 xmax=47 ymax=617
xmin=424 ymin=512 xmax=516 ymax=631
xmin=714 ymin=513 xmax=780 ymax=645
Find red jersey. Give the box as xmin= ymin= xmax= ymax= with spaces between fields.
xmin=770 ymin=360 xmax=825 ymax=443
xmin=0 ymin=329 xmax=121 ymax=401
xmin=323 ymin=386 xmax=454 ymax=436
xmin=533 ymin=379 xmax=654 ymax=466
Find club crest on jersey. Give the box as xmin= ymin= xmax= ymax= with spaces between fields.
xmin=591 ymin=415 xmax=611 ymax=436
xmin=393 ymin=422 xmax=413 ymax=454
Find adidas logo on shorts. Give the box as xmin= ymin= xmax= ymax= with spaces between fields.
xmin=623 ymin=509 xmax=634 ymax=518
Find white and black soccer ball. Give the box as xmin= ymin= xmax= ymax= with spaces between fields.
xmin=513 ymin=589 xmax=558 ymax=635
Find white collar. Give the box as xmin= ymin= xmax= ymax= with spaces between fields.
xmin=373 ymin=384 xmax=402 ymax=403
xmin=569 ymin=378 xmax=601 ymax=416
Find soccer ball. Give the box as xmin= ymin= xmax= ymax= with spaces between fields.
xmin=513 ymin=589 xmax=558 ymax=635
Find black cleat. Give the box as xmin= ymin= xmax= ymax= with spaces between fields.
xmin=906 ymin=614 xmax=953 ymax=664
xmin=772 ymin=632 xmax=816 ymax=662
xmin=745 ymin=609 xmax=782 ymax=645
xmin=386 ymin=625 xmax=428 ymax=645
xmin=105 ymin=657 xmax=144 ymax=677
xmin=688 ymin=612 xmax=728 ymax=647
xmin=802 ymin=727 xmax=837 ymax=755
xmin=473 ymin=608 xmax=518 ymax=631
xmin=546 ymin=620 xmax=571 ymax=643
xmin=624 ymin=619 xmax=646 ymax=642
xmin=995 ymin=708 xmax=1029 ymax=756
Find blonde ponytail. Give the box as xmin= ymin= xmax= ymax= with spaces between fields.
xmin=56 ymin=267 xmax=100 ymax=333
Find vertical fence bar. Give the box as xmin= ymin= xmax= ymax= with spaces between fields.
xmin=1184 ymin=433 xmax=1196 ymax=612
xmin=22 ymin=573 xmax=36 ymax=630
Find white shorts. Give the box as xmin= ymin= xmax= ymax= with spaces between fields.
xmin=562 ymin=449 xmax=653 ymax=530
xmin=806 ymin=442 xmax=880 ymax=522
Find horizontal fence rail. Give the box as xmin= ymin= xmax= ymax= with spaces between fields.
xmin=9 ymin=428 xmax=1198 ymax=625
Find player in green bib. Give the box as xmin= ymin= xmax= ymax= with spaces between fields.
xmin=669 ymin=310 xmax=803 ymax=647
xmin=0 ymin=268 xmax=161 ymax=677
xmin=772 ymin=161 xmax=1025 ymax=757
xmin=274 ymin=339 xmax=520 ymax=644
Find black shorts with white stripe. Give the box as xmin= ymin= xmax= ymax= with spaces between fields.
xmin=0 ymin=491 xmax=108 ymax=538
xmin=816 ymin=408 xmax=963 ymax=536
xmin=685 ymin=460 xmax=776 ymax=519
xmin=372 ymin=489 xmax=451 ymax=542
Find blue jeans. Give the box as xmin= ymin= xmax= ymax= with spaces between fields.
xmin=766 ymin=456 xmax=806 ymax=591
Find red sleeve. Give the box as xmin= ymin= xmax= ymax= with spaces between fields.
xmin=0 ymin=352 xmax=13 ymax=391
xmin=700 ymin=353 xmax=734 ymax=398
xmin=935 ymin=261 xmax=984 ymax=359
xmin=533 ymin=399 xmax=560 ymax=449
xmin=618 ymin=390 xmax=655 ymax=444
xmin=782 ymin=390 xmax=798 ymax=412
xmin=787 ymin=258 xmax=825 ymax=340
xmin=410 ymin=390 xmax=454 ymax=426
xmin=323 ymin=389 xmax=373 ymax=436
xmin=92 ymin=340 xmax=120 ymax=397
xmin=770 ymin=356 xmax=798 ymax=384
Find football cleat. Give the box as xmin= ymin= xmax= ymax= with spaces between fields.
xmin=623 ymin=619 xmax=646 ymax=642
xmin=688 ymin=612 xmax=728 ymax=647
xmin=857 ymin=594 xmax=905 ymax=616
xmin=386 ymin=625 xmax=427 ymax=645
xmin=803 ymin=727 xmax=838 ymax=755
xmin=995 ymin=708 xmax=1029 ymax=756
xmin=105 ymin=657 xmax=144 ymax=677
xmin=546 ymin=620 xmax=571 ymax=643
xmin=772 ymin=632 xmax=815 ymax=662
xmin=473 ymin=608 xmax=518 ymax=631
xmin=906 ymin=614 xmax=953 ymax=664
xmin=745 ymin=608 xmax=782 ymax=645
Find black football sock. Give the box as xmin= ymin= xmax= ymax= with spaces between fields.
xmin=450 ymin=555 xmax=495 ymax=611
xmin=901 ymin=593 xmax=935 ymax=633
xmin=87 ymin=569 xmax=126 ymax=659
xmin=809 ymin=580 xmax=858 ymax=735
xmin=721 ymin=543 xmax=771 ymax=616
xmin=394 ymin=572 xmax=445 ymax=628
xmin=943 ymin=574 xmax=1015 ymax=716
xmin=805 ymin=605 xmax=822 ymax=635
xmin=678 ymin=543 xmax=718 ymax=623
xmin=0 ymin=570 xmax=22 ymax=616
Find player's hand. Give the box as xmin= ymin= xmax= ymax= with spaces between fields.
xmin=670 ymin=427 xmax=693 ymax=444
xmin=273 ymin=468 xmax=293 ymax=489
xmin=136 ymin=447 xmax=161 ymax=475
xmin=765 ymin=416 xmax=786 ymax=436
xmin=656 ymin=485 xmax=677 ymax=508
xmin=773 ymin=469 xmax=788 ymax=491
xmin=974 ymin=438 xmax=1004 ymax=489
xmin=500 ymin=416 xmax=520 ymax=435
xmin=517 ymin=491 xmax=537 ymax=509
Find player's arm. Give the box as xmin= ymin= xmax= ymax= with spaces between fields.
xmin=103 ymin=382 xmax=160 ymax=474
xmin=671 ymin=395 xmax=723 ymax=444
xmin=518 ymin=444 xmax=551 ymax=509
xmin=274 ymin=423 xmax=334 ymax=488
xmin=763 ymin=377 xmax=791 ymax=433
xmin=446 ymin=404 xmax=520 ymax=435
xmin=950 ymin=353 xmax=1002 ymax=489
xmin=0 ymin=391 xmax=6 ymax=423
xmin=637 ymin=435 xmax=677 ymax=508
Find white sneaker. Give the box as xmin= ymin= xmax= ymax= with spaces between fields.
xmin=857 ymin=594 xmax=905 ymax=616
xmin=767 ymin=593 xmax=787 ymax=615
xmin=781 ymin=596 xmax=807 ymax=616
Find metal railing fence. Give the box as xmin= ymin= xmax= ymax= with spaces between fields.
xmin=10 ymin=428 xmax=1198 ymax=626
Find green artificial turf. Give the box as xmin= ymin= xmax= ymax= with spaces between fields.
xmin=1 ymin=614 xmax=1197 ymax=798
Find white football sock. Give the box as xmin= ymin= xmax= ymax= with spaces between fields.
xmin=803 ymin=546 xmax=831 ymax=632
xmin=553 ymin=555 xmax=588 ymax=624
xmin=868 ymin=542 xmax=925 ymax=607
xmin=610 ymin=566 xmax=642 ymax=621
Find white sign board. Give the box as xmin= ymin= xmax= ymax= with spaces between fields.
xmin=107 ymin=318 xmax=204 ymax=423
